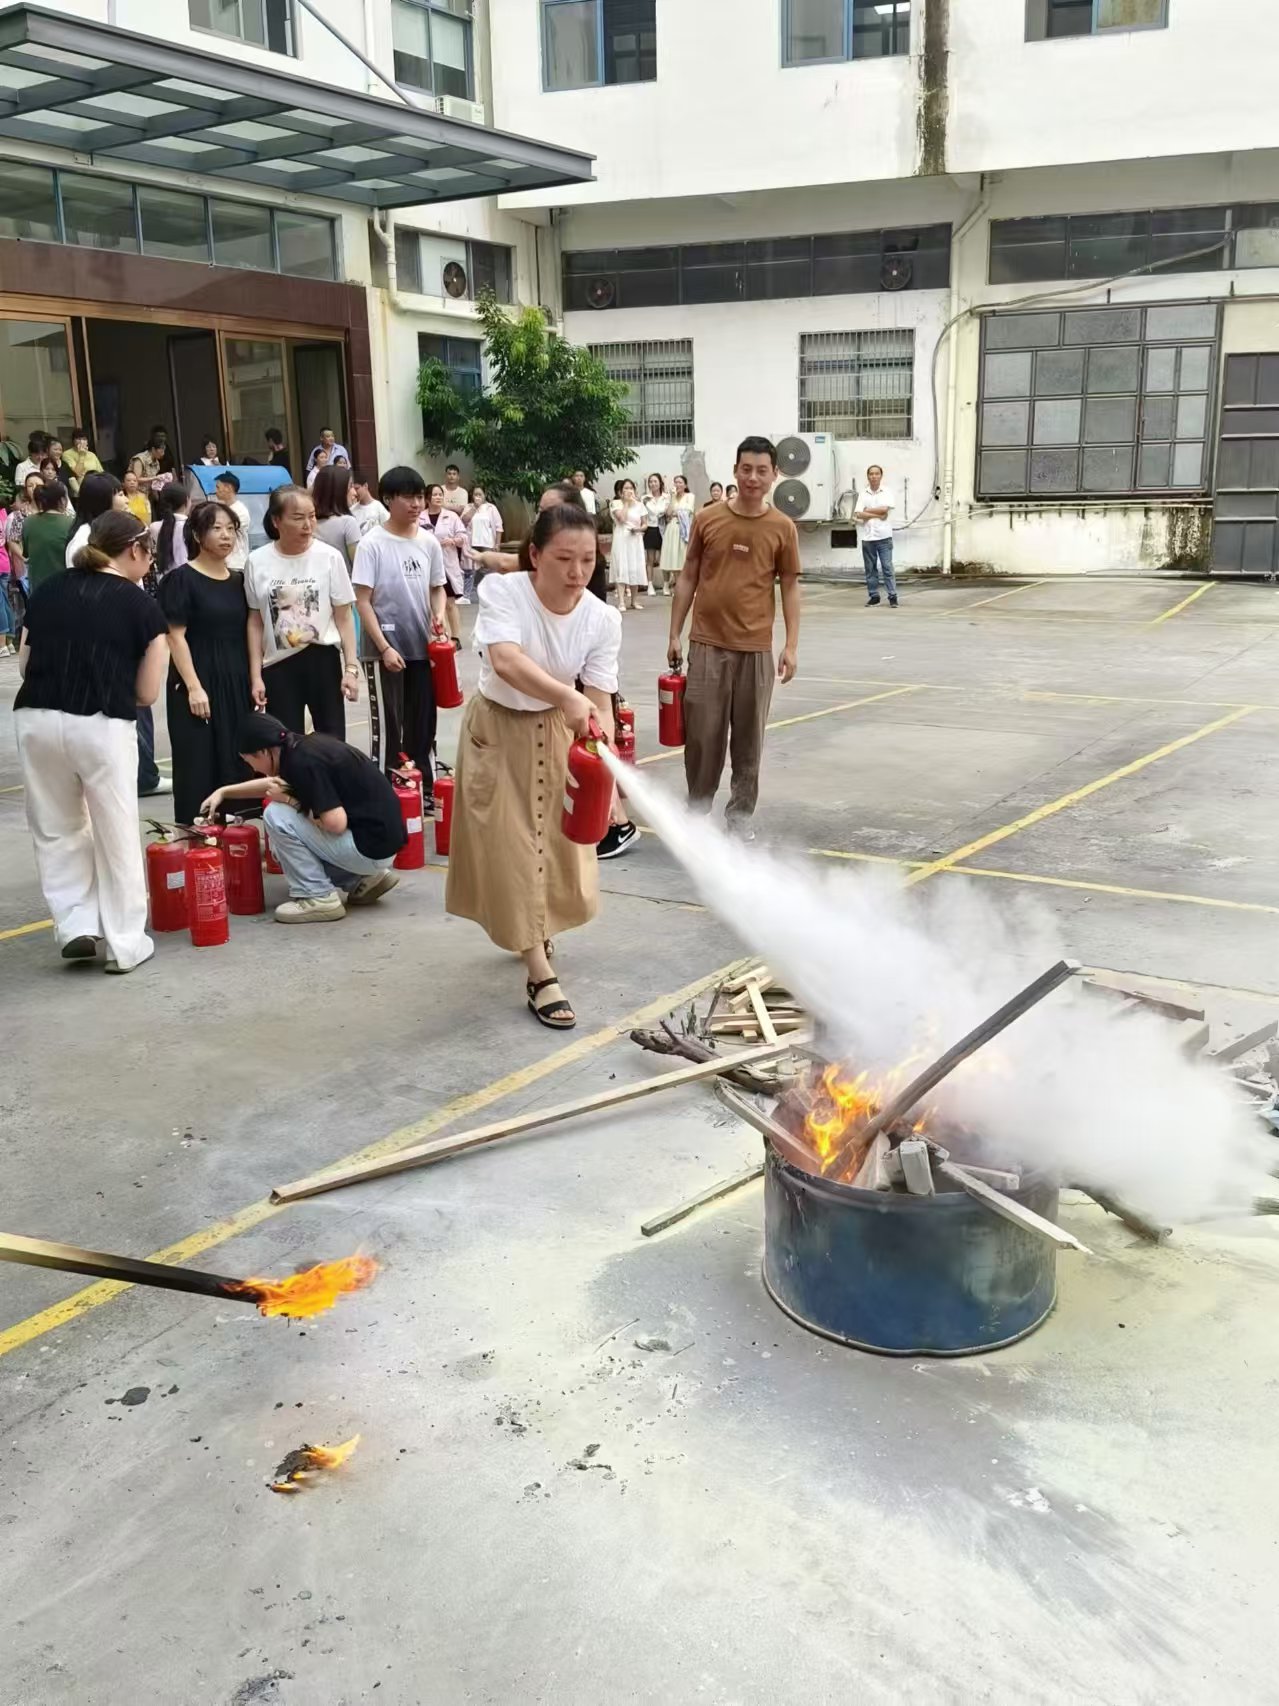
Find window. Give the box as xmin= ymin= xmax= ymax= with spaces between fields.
xmin=139 ymin=187 xmax=210 ymax=263
xmin=393 ymin=0 xmax=474 ymax=100
xmin=419 ymin=333 xmax=483 ymax=399
xmin=990 ymin=205 xmax=1249 ymax=284
xmin=564 ymin=225 xmax=949 ymax=311
xmin=59 ymin=174 xmax=138 ymax=253
xmin=396 ymin=232 xmax=515 ymax=302
xmin=589 ymin=340 xmax=693 ymax=445
xmin=189 ymin=0 xmax=295 ymax=55
xmin=800 ymin=331 xmax=914 ymax=438
xmin=542 ymin=0 xmax=657 ymax=90
xmin=0 ymin=164 xmax=58 ymax=243
xmin=977 ymin=302 xmax=1218 ymax=500
xmin=1026 ymin=0 xmax=1167 ymax=39
xmin=0 ymin=321 xmax=74 ymax=447
xmin=211 ymin=199 xmax=274 ymax=271
xmin=276 ymin=211 xmax=337 ymax=280
xmin=783 ymin=0 xmax=911 ymax=65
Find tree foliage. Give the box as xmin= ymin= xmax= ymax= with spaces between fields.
xmin=416 ymin=293 xmax=633 ymax=503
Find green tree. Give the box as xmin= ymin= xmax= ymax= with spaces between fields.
xmin=416 ymin=293 xmax=632 ymax=503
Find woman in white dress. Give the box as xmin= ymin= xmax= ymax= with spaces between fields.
xmin=660 ymin=473 xmax=695 ymax=593
xmin=609 ymin=478 xmax=647 ymax=612
xmin=642 ymin=472 xmax=669 ymax=593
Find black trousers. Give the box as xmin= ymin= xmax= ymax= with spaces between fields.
xmin=363 ymin=656 xmax=436 ymax=789
xmin=264 ymin=644 xmax=345 ymax=739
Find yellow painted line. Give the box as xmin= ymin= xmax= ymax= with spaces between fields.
xmin=0 ymin=919 xmax=52 ymax=943
xmin=952 ymin=863 xmax=1279 ymax=918
xmin=636 ymin=685 xmax=925 ymax=766
xmin=903 ymin=706 xmax=1257 ymax=886
xmin=935 ymin=582 xmax=1044 ymax=615
xmin=1148 ymin=581 xmax=1216 ymax=626
xmin=0 ymin=961 xmax=748 ymax=1361
xmin=811 ymin=847 xmax=928 ymax=869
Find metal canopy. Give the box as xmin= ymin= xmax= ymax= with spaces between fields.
xmin=0 ymin=4 xmax=594 ymax=210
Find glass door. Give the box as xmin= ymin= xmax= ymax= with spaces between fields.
xmin=220 ymin=334 xmax=293 ymax=467
xmin=0 ymin=315 xmax=77 ymax=485
xmin=292 ymin=341 xmax=347 ymax=471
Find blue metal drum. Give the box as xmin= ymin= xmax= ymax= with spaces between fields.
xmin=762 ymin=1147 xmax=1059 ymax=1356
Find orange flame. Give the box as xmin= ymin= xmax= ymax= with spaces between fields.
xmin=801 ymin=1051 xmax=936 ymax=1179
xmin=229 ymin=1254 xmax=379 ymax=1319
xmin=269 ymin=1434 xmax=361 ymax=1494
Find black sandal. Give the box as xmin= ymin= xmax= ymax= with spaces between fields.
xmin=527 ymin=976 xmax=576 ymax=1030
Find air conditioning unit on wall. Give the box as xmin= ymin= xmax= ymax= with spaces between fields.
xmin=772 ymin=433 xmax=836 ymax=523
xmin=428 ymin=94 xmax=486 ymax=127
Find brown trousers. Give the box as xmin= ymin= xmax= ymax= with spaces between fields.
xmin=683 ymin=642 xmax=774 ymax=822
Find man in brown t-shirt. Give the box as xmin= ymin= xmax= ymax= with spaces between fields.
xmin=667 ymin=436 xmax=801 ymax=830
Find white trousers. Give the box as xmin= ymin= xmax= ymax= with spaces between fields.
xmin=16 ymin=707 xmax=154 ymax=970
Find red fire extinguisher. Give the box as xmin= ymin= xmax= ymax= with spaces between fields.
xmin=615 ymin=700 xmax=637 ymax=766
xmin=562 ymin=719 xmax=615 ymax=846
xmin=392 ymin=754 xmax=425 ymax=871
xmin=263 ymin=826 xmax=282 ymax=876
xmin=434 ymin=767 xmax=454 ymax=857
xmin=145 ymin=829 xmax=189 ymax=933
xmin=429 ymin=633 xmax=464 ymax=709
xmin=658 ymin=667 xmax=686 ymax=747
xmin=222 ymin=819 xmax=265 ymax=916
xmin=186 ymin=838 xmax=230 ymax=948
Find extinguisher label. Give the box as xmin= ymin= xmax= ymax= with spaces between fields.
xmin=659 ymin=690 xmax=674 ymax=705
xmin=407 ymin=818 xmax=423 ymax=834
xmin=166 ymin=871 xmax=186 ymax=890
xmin=194 ymin=868 xmax=224 ymax=912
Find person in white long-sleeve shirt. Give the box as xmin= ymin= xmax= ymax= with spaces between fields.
xmin=855 ymin=464 xmax=898 ymax=608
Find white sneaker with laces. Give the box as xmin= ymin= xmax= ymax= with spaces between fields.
xmin=275 ymin=892 xmax=346 ymax=924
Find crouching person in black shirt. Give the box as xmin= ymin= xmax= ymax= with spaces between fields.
xmin=202 ymin=713 xmax=405 ymax=924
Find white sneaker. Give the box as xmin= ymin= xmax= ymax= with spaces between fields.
xmin=346 ymin=870 xmax=400 ymax=906
xmin=139 ymin=778 xmax=173 ymax=797
xmin=275 ymin=892 xmax=346 ymax=924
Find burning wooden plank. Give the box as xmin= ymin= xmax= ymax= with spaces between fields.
xmin=0 ymin=1233 xmax=378 ymax=1319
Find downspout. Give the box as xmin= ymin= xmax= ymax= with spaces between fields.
xmin=371 ymin=210 xmax=402 ymax=462
xmin=940 ymin=178 xmax=988 ymax=577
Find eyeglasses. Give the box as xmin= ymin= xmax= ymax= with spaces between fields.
xmin=131 ymin=531 xmax=156 ymax=557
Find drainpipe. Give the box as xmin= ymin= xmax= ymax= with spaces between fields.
xmin=370 ymin=209 xmax=403 ymax=462
xmin=940 ymin=177 xmax=988 ymax=577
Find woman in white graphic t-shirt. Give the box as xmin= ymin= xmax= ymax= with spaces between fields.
xmin=855 ymin=464 xmax=898 ymax=608
xmin=244 ymin=485 xmax=360 ymax=738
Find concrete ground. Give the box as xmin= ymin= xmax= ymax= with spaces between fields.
xmin=2 ymin=574 xmax=1278 ymax=1705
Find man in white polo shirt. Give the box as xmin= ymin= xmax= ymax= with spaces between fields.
xmin=856 ymin=464 xmax=898 ymax=608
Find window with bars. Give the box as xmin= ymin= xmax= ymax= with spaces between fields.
xmin=392 ymin=0 xmax=474 ymax=101
xmin=589 ymin=340 xmax=693 ymax=445
xmin=783 ymin=0 xmax=911 ymax=66
xmin=977 ymin=302 xmax=1218 ymax=500
xmin=189 ymin=0 xmax=295 ymax=56
xmin=1025 ymin=0 xmax=1167 ymax=39
xmin=542 ymin=0 xmax=657 ymax=90
xmin=799 ymin=330 xmax=914 ymax=438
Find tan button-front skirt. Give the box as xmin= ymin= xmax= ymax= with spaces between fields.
xmin=445 ymin=692 xmax=599 ymax=952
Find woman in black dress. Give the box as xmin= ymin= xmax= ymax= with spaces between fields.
xmin=157 ymin=501 xmax=253 ymax=825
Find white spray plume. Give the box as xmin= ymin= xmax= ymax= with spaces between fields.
xmin=607 ymin=754 xmax=1268 ymax=1224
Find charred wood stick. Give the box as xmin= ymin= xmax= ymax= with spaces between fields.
xmin=1076 ymin=1187 xmax=1170 ymax=1244
xmin=627 ymin=1023 xmax=786 ymax=1094
xmin=823 ymin=959 xmax=1082 ymax=1180
xmin=713 ymin=1081 xmax=821 ymax=1172
xmin=272 ymin=1042 xmax=795 ymax=1203
xmin=640 ymin=1164 xmax=764 ymax=1237
xmin=0 ymin=1232 xmax=251 ymax=1303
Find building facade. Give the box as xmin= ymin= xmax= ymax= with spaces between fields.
xmin=3 ymin=1 xmax=1276 ymax=577
xmin=488 ymin=0 xmax=1279 ymax=577
xmin=0 ymin=0 xmax=583 ymax=487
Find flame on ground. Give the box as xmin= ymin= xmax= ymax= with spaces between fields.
xmin=269 ymin=1434 xmax=361 ymax=1494
xmin=228 ymin=1254 xmax=379 ymax=1319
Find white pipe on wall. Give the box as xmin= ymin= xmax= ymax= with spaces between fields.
xmin=941 ymin=182 xmax=988 ymax=577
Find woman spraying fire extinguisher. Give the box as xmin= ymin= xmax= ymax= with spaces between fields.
xmin=446 ymin=504 xmax=621 ymax=1030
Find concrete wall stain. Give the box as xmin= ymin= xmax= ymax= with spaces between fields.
xmin=1157 ymin=505 xmax=1214 ymax=572
xmin=917 ymin=0 xmax=950 ymax=177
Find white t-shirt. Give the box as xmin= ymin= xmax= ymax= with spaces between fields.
xmin=65 ymin=521 xmax=89 ymax=568
xmin=227 ymin=499 xmax=251 ymax=572
xmin=351 ymin=498 xmax=390 ymax=535
xmin=578 ymin=487 xmax=597 ymax=516
xmin=468 ymin=501 xmax=503 ymax=550
xmin=857 ymin=487 xmax=895 ymax=542
xmin=244 ymin=539 xmax=355 ymax=668
xmin=352 ymin=525 xmax=446 ymax=663
xmin=474 ymin=571 xmax=621 ymax=713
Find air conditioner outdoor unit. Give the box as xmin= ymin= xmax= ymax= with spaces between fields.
xmin=428 ymin=94 xmax=487 ymax=127
xmin=772 ymin=433 xmax=836 ymax=522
